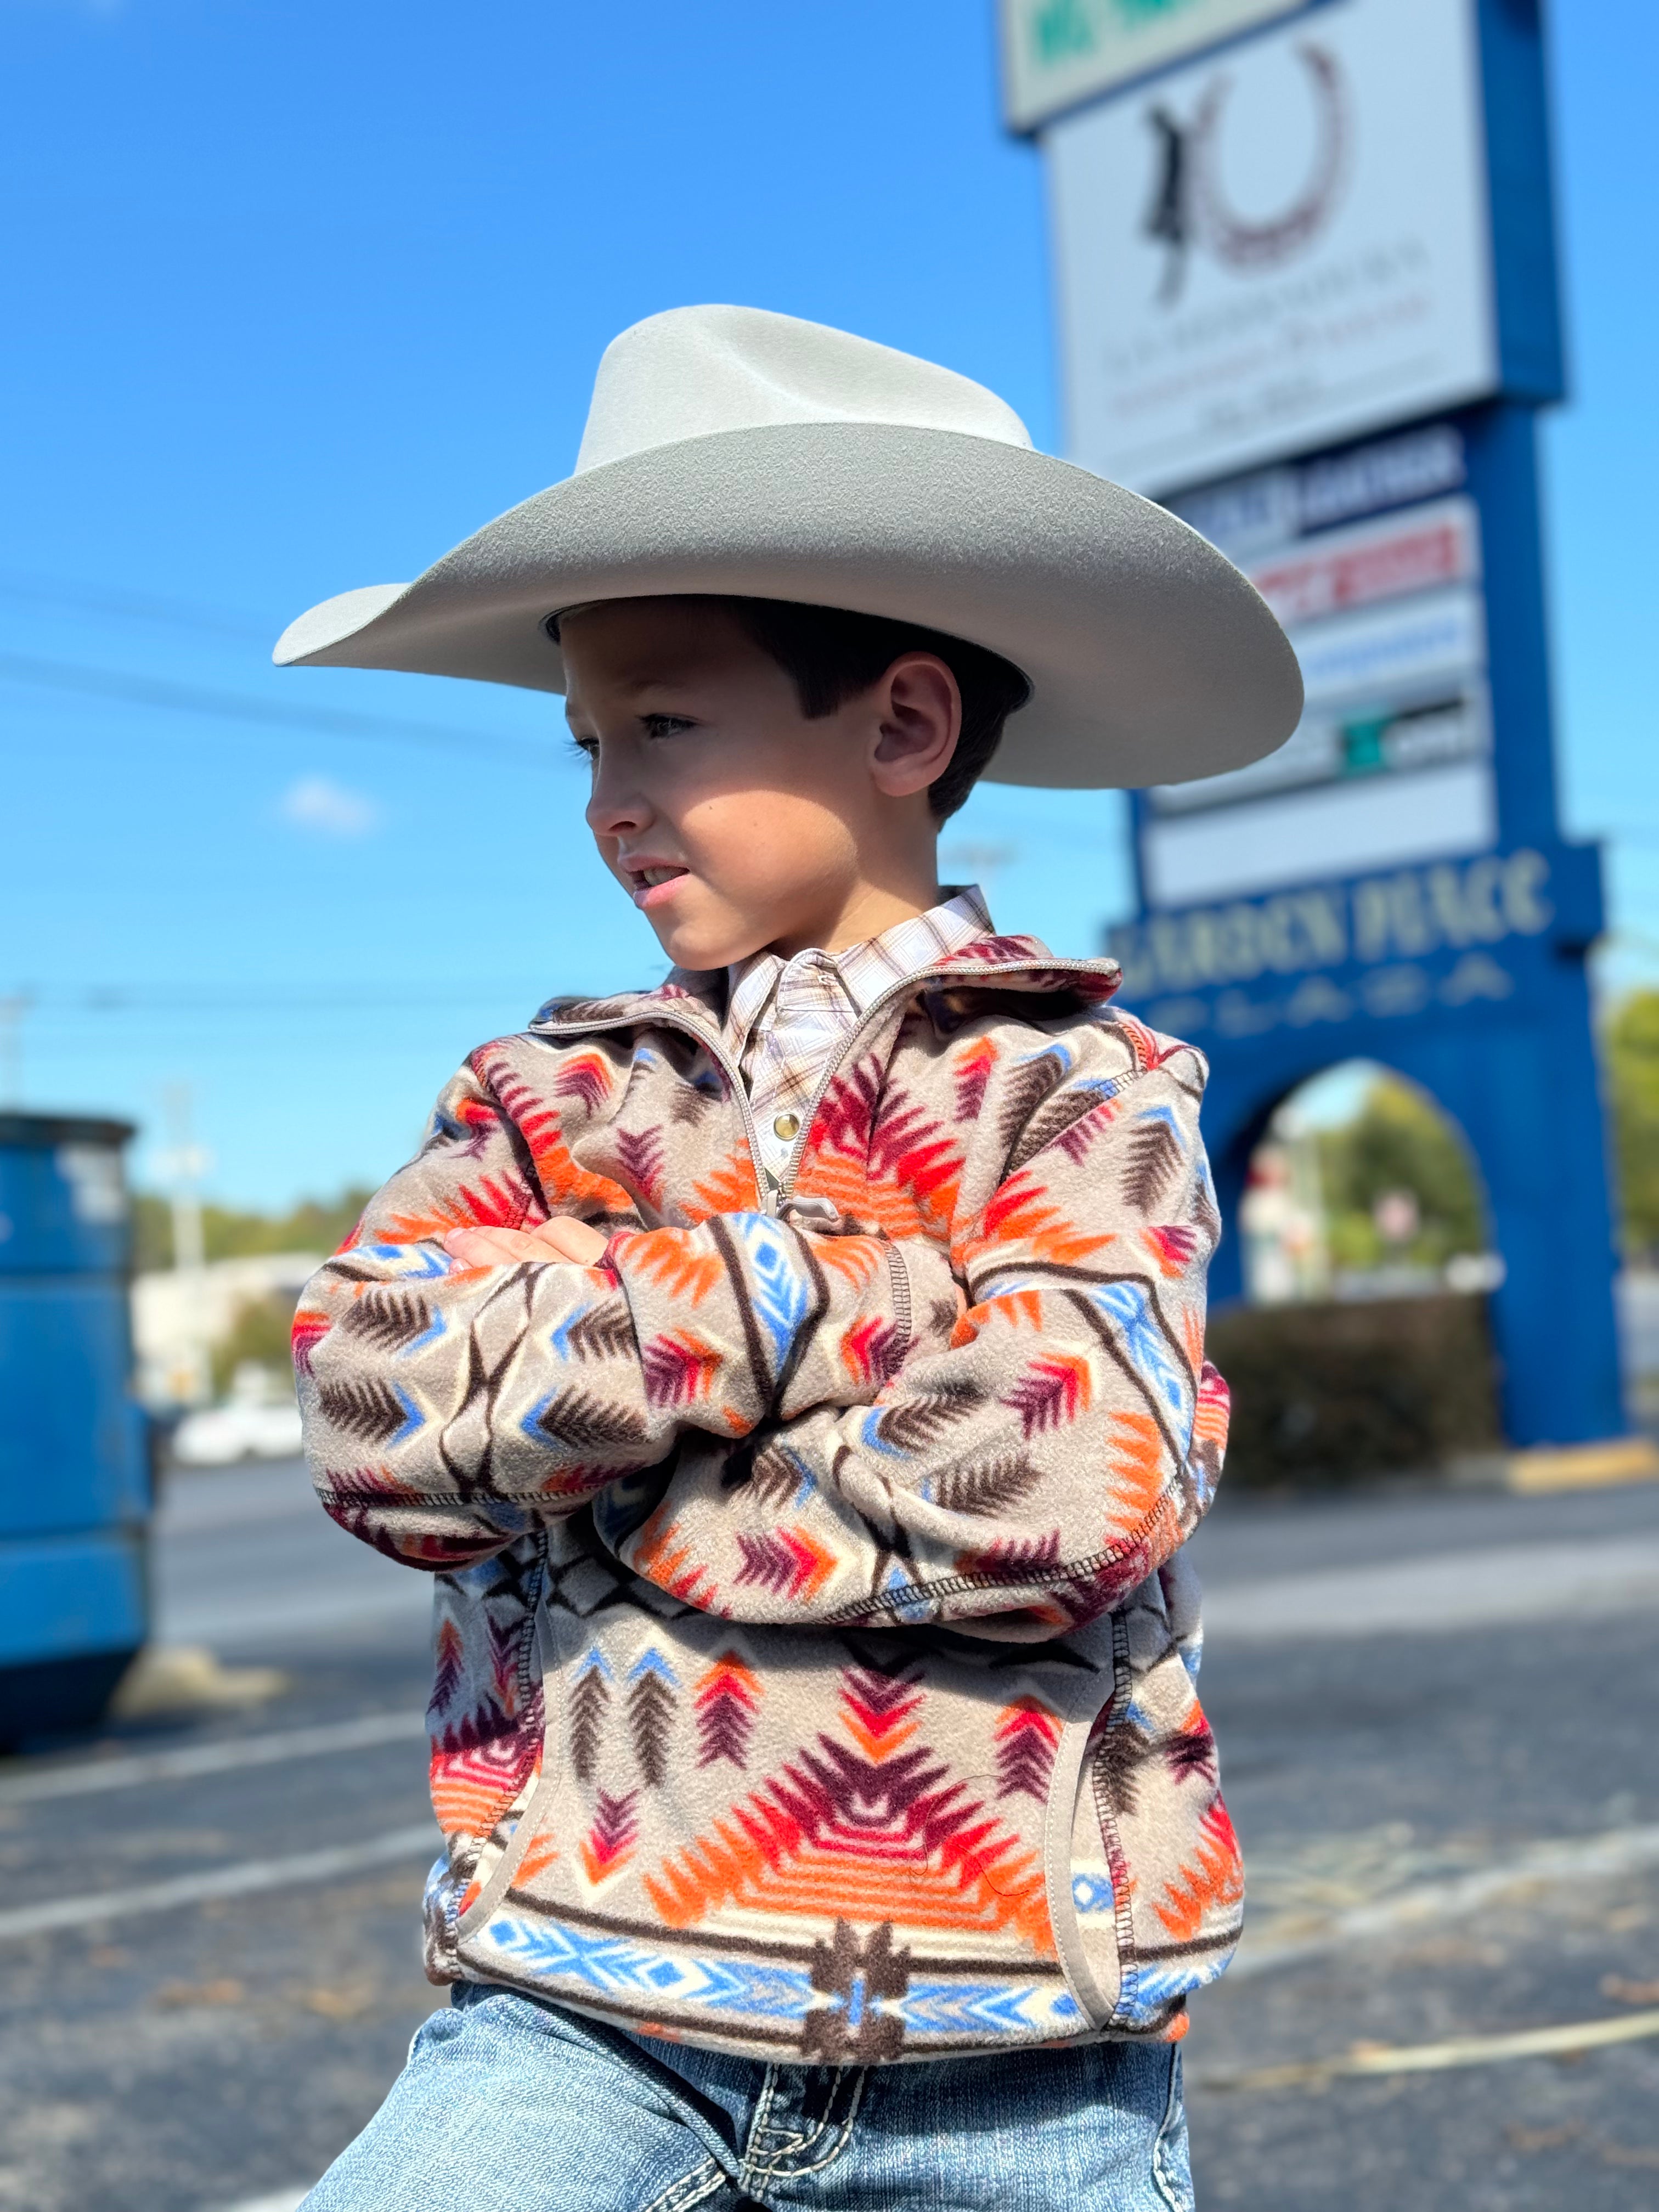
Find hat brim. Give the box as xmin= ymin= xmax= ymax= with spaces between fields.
xmin=273 ymin=422 xmax=1302 ymax=789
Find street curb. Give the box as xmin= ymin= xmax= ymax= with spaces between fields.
xmin=1505 ymin=1436 xmax=1659 ymax=1493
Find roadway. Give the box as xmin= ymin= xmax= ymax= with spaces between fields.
xmin=0 ymin=1462 xmax=1654 ymax=2210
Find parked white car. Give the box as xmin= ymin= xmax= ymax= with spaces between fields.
xmin=171 ymin=1364 xmax=303 ymax=1466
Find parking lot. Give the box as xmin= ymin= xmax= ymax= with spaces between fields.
xmin=1 ymin=1464 xmax=1655 ymax=2211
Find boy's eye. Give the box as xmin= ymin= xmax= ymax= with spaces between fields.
xmin=566 ymin=736 xmax=597 ymax=765
xmin=642 ymin=713 xmax=695 ymax=739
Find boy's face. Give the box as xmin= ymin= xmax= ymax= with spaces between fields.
xmin=561 ymin=598 xmax=956 ymax=970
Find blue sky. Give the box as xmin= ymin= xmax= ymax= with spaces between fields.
xmin=1 ymin=0 xmax=1654 ymax=1209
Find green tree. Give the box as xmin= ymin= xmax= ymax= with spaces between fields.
xmin=1607 ymin=990 xmax=1659 ymax=1260
xmin=129 ymin=1186 xmax=374 ymax=1272
xmin=1317 ymin=1076 xmax=1485 ymax=1273
xmin=211 ymin=1292 xmax=303 ymax=1395
xmin=131 ymin=1192 xmax=175 ymax=1272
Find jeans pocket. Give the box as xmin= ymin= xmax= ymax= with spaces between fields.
xmin=1150 ymin=2049 xmax=1194 ymax=2212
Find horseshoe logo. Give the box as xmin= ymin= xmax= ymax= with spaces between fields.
xmin=1142 ymin=44 xmax=1348 ymax=304
xmin=1195 ymin=44 xmax=1347 ymax=270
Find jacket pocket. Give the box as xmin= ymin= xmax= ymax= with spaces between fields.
xmin=451 ymin=1591 xmax=579 ymax=1942
xmin=1042 ymin=1634 xmax=1128 ymax=2029
xmin=1071 ymin=1575 xmax=1244 ymax=2034
xmin=425 ymin=1538 xmax=554 ymax=1938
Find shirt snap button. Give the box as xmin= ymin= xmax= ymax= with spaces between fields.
xmin=772 ymin=1112 xmax=802 ymax=1141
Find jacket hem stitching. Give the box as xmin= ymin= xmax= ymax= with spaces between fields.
xmin=819 ymin=1485 xmax=1178 ymax=1624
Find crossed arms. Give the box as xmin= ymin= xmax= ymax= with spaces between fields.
xmin=295 ymin=1043 xmax=1227 ymax=1635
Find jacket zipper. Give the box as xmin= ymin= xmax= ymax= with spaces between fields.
xmin=771 ymin=960 xmax=1094 ymax=1207
xmin=531 ymin=954 xmax=1119 ymax=1220
xmin=527 ymin=1010 xmax=774 ymax=1209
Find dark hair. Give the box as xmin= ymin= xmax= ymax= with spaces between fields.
xmin=723 ymin=597 xmax=1030 ymax=820
xmin=549 ymin=594 xmax=1031 ymax=820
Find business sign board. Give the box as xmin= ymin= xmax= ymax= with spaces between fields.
xmin=1021 ymin=0 xmax=1617 ymax=1448
xmin=1001 ymin=0 xmax=1317 ymax=133
xmin=1108 ymin=837 xmax=1600 ymax=1049
xmin=1142 ymin=420 xmax=1493 ymax=905
xmin=1045 ymin=0 xmax=1496 ymax=493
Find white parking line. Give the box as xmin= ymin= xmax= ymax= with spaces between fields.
xmin=0 ymin=1823 xmax=439 ymax=1943
xmin=0 ymin=1709 xmax=425 ymax=1808
xmin=1193 ymin=2004 xmax=1659 ymax=2091
xmin=1203 ymin=1534 xmax=1659 ymax=1643
xmin=157 ymin=1578 xmax=434 ymax=1652
xmin=212 ymin=2193 xmax=311 ymax=2212
xmin=1233 ymin=1820 xmax=1659 ymax=1979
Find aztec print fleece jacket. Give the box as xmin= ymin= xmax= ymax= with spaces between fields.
xmin=294 ymin=931 xmax=1240 ymax=2066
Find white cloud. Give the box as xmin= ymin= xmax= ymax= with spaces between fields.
xmin=279 ymin=775 xmax=381 ymax=838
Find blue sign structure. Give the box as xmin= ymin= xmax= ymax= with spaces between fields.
xmin=1110 ymin=813 xmax=1620 ymax=1444
xmin=1023 ymin=0 xmax=1624 ymax=1447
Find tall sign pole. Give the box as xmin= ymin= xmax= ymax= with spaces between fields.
xmin=1006 ymin=0 xmax=1624 ymax=1447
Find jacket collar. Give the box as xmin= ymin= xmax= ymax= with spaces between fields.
xmin=528 ymin=934 xmax=1121 ymax=1042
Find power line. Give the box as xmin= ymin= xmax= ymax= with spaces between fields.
xmin=0 ymin=570 xmax=274 ymax=642
xmin=12 ymin=992 xmax=569 ymax=1022
xmin=0 ymin=651 xmax=556 ymax=764
xmin=16 ymin=982 xmax=562 ymax=1008
xmin=0 ymin=980 xmax=618 ymax=1056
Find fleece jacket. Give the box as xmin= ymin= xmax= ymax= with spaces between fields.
xmin=294 ymin=930 xmax=1241 ymax=2064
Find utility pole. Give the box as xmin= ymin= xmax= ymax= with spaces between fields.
xmin=156 ymin=1081 xmax=213 ymax=1404
xmin=0 ymin=993 xmax=30 ymax=1106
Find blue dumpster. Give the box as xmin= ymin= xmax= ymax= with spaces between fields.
xmin=0 ymin=1112 xmax=150 ymax=1745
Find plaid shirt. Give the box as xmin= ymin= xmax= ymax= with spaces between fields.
xmin=724 ymin=885 xmax=994 ymax=1196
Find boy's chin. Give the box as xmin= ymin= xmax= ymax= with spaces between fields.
xmin=642 ymin=912 xmax=751 ymax=974
xmin=637 ymin=885 xmax=782 ymax=974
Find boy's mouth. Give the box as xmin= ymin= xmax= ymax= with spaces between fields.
xmin=622 ymin=861 xmax=690 ymax=912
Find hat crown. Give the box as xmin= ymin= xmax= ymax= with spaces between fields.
xmin=574 ymin=304 xmax=1033 ymax=476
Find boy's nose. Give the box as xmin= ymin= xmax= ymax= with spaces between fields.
xmin=585 ymin=775 xmax=651 ymax=841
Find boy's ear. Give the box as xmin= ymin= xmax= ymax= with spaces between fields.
xmin=869 ymin=653 xmax=961 ymax=799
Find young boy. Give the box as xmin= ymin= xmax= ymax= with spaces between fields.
xmin=279 ymin=306 xmax=1300 ymax=2210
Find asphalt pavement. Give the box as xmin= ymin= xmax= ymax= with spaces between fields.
xmin=0 ymin=1460 xmax=1655 ymax=2211
xmin=1184 ymin=1481 xmax=1659 ymax=2209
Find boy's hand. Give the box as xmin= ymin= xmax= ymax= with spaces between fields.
xmin=443 ymin=1217 xmax=610 ymax=1268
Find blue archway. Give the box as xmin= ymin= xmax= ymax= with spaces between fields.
xmin=1235 ymin=1056 xmax=1491 ymax=1304
xmin=1197 ymin=973 xmax=1623 ymax=1448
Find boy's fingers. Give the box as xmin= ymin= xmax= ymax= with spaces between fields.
xmin=535 ymin=1216 xmax=610 ymax=1264
xmin=442 ymin=1220 xmax=608 ymax=1267
xmin=443 ymin=1225 xmax=547 ymax=1265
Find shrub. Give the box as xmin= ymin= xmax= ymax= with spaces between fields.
xmin=1207 ymin=1293 xmax=1502 ymax=1489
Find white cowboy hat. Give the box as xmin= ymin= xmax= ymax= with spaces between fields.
xmin=274 ymin=305 xmax=1301 ymax=788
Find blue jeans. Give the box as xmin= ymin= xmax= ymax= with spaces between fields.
xmin=302 ymin=1982 xmax=1193 ymax=2210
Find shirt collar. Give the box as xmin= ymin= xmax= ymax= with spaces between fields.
xmin=724 ymin=884 xmax=995 ymax=1056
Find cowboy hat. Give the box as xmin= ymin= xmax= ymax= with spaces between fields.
xmin=274 ymin=305 xmax=1301 ymax=788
